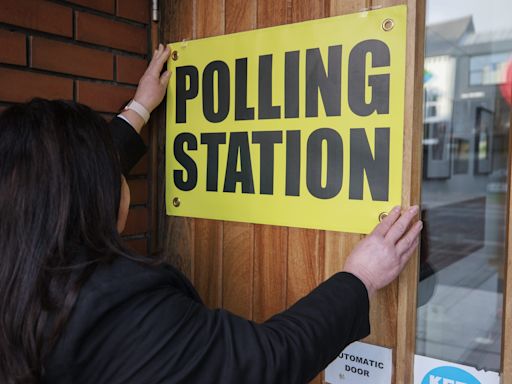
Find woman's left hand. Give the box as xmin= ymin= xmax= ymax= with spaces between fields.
xmin=133 ymin=43 xmax=172 ymax=114
xmin=120 ymin=44 xmax=171 ymax=132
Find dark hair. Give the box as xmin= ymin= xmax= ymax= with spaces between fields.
xmin=0 ymin=99 xmax=130 ymax=383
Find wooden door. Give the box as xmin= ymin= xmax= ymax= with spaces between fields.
xmin=159 ymin=0 xmax=426 ymax=382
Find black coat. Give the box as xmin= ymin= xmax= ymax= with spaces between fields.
xmin=41 ymin=118 xmax=370 ymax=384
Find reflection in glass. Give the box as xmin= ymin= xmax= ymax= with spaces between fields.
xmin=417 ymin=0 xmax=511 ymax=373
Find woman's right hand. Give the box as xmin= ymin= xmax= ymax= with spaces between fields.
xmin=343 ymin=205 xmax=422 ymax=298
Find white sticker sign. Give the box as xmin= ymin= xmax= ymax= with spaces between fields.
xmin=414 ymin=355 xmax=500 ymax=384
xmin=325 ymin=342 xmax=392 ymax=384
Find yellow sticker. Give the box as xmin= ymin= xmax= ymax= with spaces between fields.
xmin=166 ymin=5 xmax=407 ymax=234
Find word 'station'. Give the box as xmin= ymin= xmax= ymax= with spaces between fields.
xmin=166 ymin=6 xmax=407 ymax=233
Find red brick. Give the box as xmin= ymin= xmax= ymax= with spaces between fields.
xmin=0 ymin=30 xmax=26 ymax=65
xmin=131 ymin=153 xmax=149 ymax=175
xmin=76 ymin=12 xmax=147 ymax=54
xmin=0 ymin=0 xmax=72 ymax=37
xmin=123 ymin=238 xmax=148 ymax=255
xmin=76 ymin=81 xmax=135 ymax=112
xmin=32 ymin=37 xmax=113 ymax=80
xmin=117 ymin=0 xmax=149 ymax=23
xmin=123 ymin=207 xmax=149 ymax=235
xmin=116 ymin=55 xmax=147 ymax=84
xmin=128 ymin=178 xmax=148 ymax=205
xmin=68 ymin=0 xmax=115 ymax=14
xmin=0 ymin=68 xmax=73 ymax=103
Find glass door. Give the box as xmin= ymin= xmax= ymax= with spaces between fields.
xmin=416 ymin=0 xmax=511 ymax=381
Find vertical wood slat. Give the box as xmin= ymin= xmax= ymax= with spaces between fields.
xmin=252 ymin=0 xmax=290 ymax=325
xmin=287 ymin=3 xmax=327 ymax=382
xmin=326 ymin=0 xmax=399 ymax=351
xmin=501 ymin=112 xmax=512 ymax=381
xmin=192 ymin=0 xmax=225 ymax=308
xmin=369 ymin=0 xmax=425 ymax=382
xmin=162 ymin=0 xmax=195 ymax=279
xmin=222 ymin=0 xmax=257 ymax=319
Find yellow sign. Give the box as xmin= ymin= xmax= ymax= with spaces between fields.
xmin=166 ymin=6 xmax=407 ymax=234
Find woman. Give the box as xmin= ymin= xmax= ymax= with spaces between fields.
xmin=0 ymin=45 xmax=422 ymax=383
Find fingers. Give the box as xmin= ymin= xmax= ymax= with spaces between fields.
xmin=371 ymin=206 xmax=401 ymax=237
xmin=385 ymin=205 xmax=419 ymax=244
xmin=148 ymin=44 xmax=171 ymax=76
xmin=399 ymin=234 xmax=420 ymax=269
xmin=396 ymin=219 xmax=422 ymax=257
xmin=160 ymin=70 xmax=171 ymax=86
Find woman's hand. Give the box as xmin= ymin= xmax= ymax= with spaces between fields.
xmin=120 ymin=44 xmax=171 ymax=132
xmin=134 ymin=43 xmax=172 ymax=113
xmin=343 ymin=205 xmax=422 ymax=298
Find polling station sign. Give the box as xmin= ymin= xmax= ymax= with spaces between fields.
xmin=166 ymin=6 xmax=407 ymax=234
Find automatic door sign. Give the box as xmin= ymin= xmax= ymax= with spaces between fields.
xmin=166 ymin=6 xmax=407 ymax=234
xmin=325 ymin=341 xmax=392 ymax=384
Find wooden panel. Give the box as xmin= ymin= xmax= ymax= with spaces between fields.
xmin=250 ymin=0 xmax=290 ymax=327
xmin=191 ymin=0 xmax=225 ymax=308
xmin=253 ymin=225 xmax=288 ymax=322
xmin=325 ymin=0 xmax=400 ymax=352
xmin=501 ymin=112 xmax=512 ymax=381
xmin=368 ymin=0 xmax=425 ymax=382
xmin=196 ymin=0 xmax=225 ymax=39
xmin=162 ymin=1 xmax=425 ymax=383
xmin=257 ymin=0 xmax=289 ymax=28
xmin=162 ymin=0 xmax=195 ymax=279
xmin=222 ymin=0 xmax=256 ymax=319
xmin=287 ymin=3 xmax=327 ymax=382
xmin=225 ymin=0 xmax=256 ymax=33
xmin=194 ymin=218 xmax=223 ymax=307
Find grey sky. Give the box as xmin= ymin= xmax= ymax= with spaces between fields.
xmin=427 ymin=0 xmax=512 ymax=32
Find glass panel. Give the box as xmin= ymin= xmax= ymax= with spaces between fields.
xmin=417 ymin=0 xmax=512 ymax=373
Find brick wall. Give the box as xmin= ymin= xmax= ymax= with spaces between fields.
xmin=0 ymin=0 xmax=153 ymax=256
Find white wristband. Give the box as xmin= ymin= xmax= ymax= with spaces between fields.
xmin=124 ymin=100 xmax=150 ymax=124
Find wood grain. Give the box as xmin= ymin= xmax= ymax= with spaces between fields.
xmin=191 ymin=0 xmax=225 ymax=308
xmin=222 ymin=0 xmax=257 ymax=319
xmin=161 ymin=0 xmax=195 ymax=279
xmin=287 ymin=3 xmax=327 ymax=382
xmin=369 ymin=0 xmax=426 ymax=382
xmin=253 ymin=225 xmax=288 ymax=322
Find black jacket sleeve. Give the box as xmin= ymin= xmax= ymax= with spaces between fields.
xmin=42 ymin=258 xmax=370 ymax=384
xmin=109 ymin=117 xmax=147 ymax=175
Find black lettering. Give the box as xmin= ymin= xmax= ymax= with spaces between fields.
xmin=252 ymin=131 xmax=282 ymax=194
xmin=235 ymin=58 xmax=255 ymax=120
xmin=258 ymin=54 xmax=281 ymax=119
xmin=285 ymin=51 xmax=300 ymax=118
xmin=173 ymin=133 xmax=197 ymax=191
xmin=349 ymin=127 xmax=390 ymax=201
xmin=176 ymin=66 xmax=199 ymax=123
xmin=305 ymin=45 xmax=342 ymax=117
xmin=203 ymin=61 xmax=230 ymax=123
xmin=200 ymin=133 xmax=227 ymax=191
xmin=306 ymin=128 xmax=343 ymax=199
xmin=348 ymin=40 xmax=390 ymax=116
xmin=286 ymin=130 xmax=301 ymax=196
xmin=224 ymin=132 xmax=254 ymax=193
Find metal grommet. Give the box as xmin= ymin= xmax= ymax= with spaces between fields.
xmin=382 ymin=18 xmax=395 ymax=31
xmin=171 ymin=50 xmax=179 ymax=61
xmin=378 ymin=212 xmax=388 ymax=222
xmin=172 ymin=197 xmax=181 ymax=207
